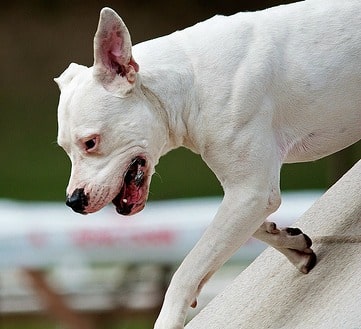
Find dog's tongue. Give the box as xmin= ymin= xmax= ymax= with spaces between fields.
xmin=112 ymin=158 xmax=145 ymax=215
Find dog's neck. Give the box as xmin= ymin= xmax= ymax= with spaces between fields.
xmin=134 ymin=36 xmax=200 ymax=156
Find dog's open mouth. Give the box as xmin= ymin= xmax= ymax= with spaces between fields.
xmin=112 ymin=157 xmax=148 ymax=215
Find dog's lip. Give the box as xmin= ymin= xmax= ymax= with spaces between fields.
xmin=112 ymin=156 xmax=148 ymax=215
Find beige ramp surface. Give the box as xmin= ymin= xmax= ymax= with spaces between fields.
xmin=187 ymin=160 xmax=361 ymax=329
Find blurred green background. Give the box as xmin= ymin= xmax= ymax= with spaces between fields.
xmin=0 ymin=0 xmax=360 ymax=203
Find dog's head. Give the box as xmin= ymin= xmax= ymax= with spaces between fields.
xmin=55 ymin=8 xmax=167 ymax=215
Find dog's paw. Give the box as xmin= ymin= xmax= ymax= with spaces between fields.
xmin=267 ymin=222 xmax=313 ymax=251
xmin=266 ymin=222 xmax=317 ymax=273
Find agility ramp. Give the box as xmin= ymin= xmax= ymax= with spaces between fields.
xmin=187 ymin=160 xmax=361 ymax=329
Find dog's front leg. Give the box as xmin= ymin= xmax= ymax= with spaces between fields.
xmin=154 ymin=184 xmax=279 ymax=329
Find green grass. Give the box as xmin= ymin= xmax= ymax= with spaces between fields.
xmin=1 ymin=316 xmax=153 ymax=329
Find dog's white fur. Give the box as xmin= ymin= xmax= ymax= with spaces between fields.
xmin=56 ymin=1 xmax=361 ymax=327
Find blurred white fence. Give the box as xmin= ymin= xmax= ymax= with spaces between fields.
xmin=0 ymin=192 xmax=322 ymax=269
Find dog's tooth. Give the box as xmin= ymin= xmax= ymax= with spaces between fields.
xmin=134 ymin=170 xmax=144 ymax=186
xmin=122 ymin=198 xmax=128 ymax=203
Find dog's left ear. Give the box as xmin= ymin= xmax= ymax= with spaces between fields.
xmin=93 ymin=7 xmax=139 ymax=97
xmin=54 ymin=63 xmax=88 ymax=90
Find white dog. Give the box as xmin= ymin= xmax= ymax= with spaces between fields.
xmin=55 ymin=0 xmax=361 ymax=327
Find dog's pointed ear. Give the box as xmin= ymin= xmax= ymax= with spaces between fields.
xmin=93 ymin=7 xmax=139 ymax=97
xmin=54 ymin=63 xmax=88 ymax=90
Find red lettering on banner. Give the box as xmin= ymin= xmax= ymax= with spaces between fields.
xmin=73 ymin=229 xmax=117 ymax=247
xmin=130 ymin=230 xmax=175 ymax=246
xmin=72 ymin=229 xmax=176 ymax=247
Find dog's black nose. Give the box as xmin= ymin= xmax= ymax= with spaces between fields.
xmin=66 ymin=188 xmax=88 ymax=214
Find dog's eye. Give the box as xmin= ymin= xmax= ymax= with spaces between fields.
xmin=84 ymin=136 xmax=98 ymax=152
xmin=85 ymin=139 xmax=96 ymax=149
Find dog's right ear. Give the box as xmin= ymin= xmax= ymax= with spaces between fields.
xmin=93 ymin=7 xmax=139 ymax=98
xmin=54 ymin=63 xmax=88 ymax=90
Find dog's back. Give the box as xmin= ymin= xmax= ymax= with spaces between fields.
xmin=134 ymin=0 xmax=361 ymax=163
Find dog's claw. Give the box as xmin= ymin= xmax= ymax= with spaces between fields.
xmin=191 ymin=299 xmax=198 ymax=308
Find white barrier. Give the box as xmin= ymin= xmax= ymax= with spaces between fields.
xmin=187 ymin=160 xmax=361 ymax=329
xmin=0 ymin=192 xmax=322 ymax=269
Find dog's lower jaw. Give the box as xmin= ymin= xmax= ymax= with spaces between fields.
xmin=112 ymin=156 xmax=149 ymax=215
xmin=114 ymin=200 xmax=146 ymax=215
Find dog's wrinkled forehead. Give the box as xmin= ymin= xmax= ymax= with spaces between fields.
xmin=55 ymin=64 xmax=108 ymax=147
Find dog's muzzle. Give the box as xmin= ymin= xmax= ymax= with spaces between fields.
xmin=66 ymin=188 xmax=88 ymax=214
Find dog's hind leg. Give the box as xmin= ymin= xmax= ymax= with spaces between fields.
xmin=253 ymin=221 xmax=317 ymax=273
